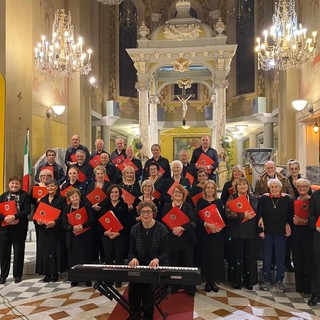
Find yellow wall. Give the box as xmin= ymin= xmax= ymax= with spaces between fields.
xmin=0 ymin=74 xmax=4 ymax=193
xmin=32 ymin=116 xmax=46 ymax=163
xmin=52 ymin=121 xmax=68 ymax=149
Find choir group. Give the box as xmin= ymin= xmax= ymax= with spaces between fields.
xmin=1 ymin=134 xmax=320 ymax=312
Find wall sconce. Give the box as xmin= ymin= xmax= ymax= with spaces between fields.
xmin=292 ymin=100 xmax=308 ymax=111
xmin=314 ymin=122 xmax=319 ymax=133
xmin=46 ymin=105 xmax=66 ymax=118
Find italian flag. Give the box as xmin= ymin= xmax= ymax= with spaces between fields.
xmin=22 ymin=130 xmax=31 ymax=192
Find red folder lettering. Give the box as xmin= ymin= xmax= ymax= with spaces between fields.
xmin=227 ymin=195 xmax=255 ymax=223
xmin=0 ymin=200 xmax=18 ymax=226
xmin=32 ymin=186 xmax=48 ymax=199
xmin=99 ymin=210 xmax=123 ymax=232
xmin=112 ymin=154 xmax=125 ymax=166
xmin=185 ymin=172 xmax=194 ymax=186
xmin=191 ymin=192 xmax=203 ymax=206
xmin=294 ymin=200 xmax=309 ymax=219
xmin=33 ymin=202 xmax=61 ymax=223
xmin=198 ymin=204 xmax=225 ymax=234
xmin=195 ymin=153 xmax=214 ymax=167
xmin=162 ymin=206 xmax=190 ymax=236
xmin=118 ymin=158 xmax=138 ymax=172
xmin=86 ymin=187 xmax=107 ymax=205
xmin=67 ymin=207 xmax=90 ymax=236
xmin=121 ymin=189 xmax=136 ymax=206
xmin=89 ymin=155 xmax=101 ymax=168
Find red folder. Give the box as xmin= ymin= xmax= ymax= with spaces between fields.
xmin=0 ymin=200 xmax=18 ymax=226
xmin=227 ymin=195 xmax=255 ymax=223
xmin=32 ymin=186 xmax=48 ymax=199
xmin=228 ymin=186 xmax=235 ymax=195
xmin=195 ymin=153 xmax=214 ymax=167
xmin=33 ymin=202 xmax=61 ymax=223
xmin=153 ymin=189 xmax=161 ymax=200
xmin=86 ymin=187 xmax=107 ymax=205
xmin=161 ymin=206 xmax=190 ymax=236
xmin=191 ymin=192 xmax=203 ymax=206
xmin=185 ymin=172 xmax=194 ymax=186
xmin=294 ymin=200 xmax=309 ymax=219
xmin=198 ymin=204 xmax=225 ymax=234
xmin=41 ymin=166 xmax=54 ymax=177
xmin=104 ymin=174 xmax=110 ymax=182
xmin=316 ymin=216 xmax=320 ymax=228
xmin=158 ymin=166 xmax=165 ymax=175
xmin=70 ymin=154 xmax=77 ymax=162
xmin=99 ymin=210 xmax=124 ymax=232
xmin=89 ymin=155 xmax=101 ymax=168
xmin=167 ymin=181 xmax=180 ymax=196
xmin=60 ymin=185 xmax=73 ymax=198
xmin=118 ymin=158 xmax=138 ymax=172
xmin=112 ymin=154 xmax=125 ymax=165
xmin=67 ymin=207 xmax=90 ymax=236
xmin=77 ymin=170 xmax=87 ymax=183
xmin=122 ymin=188 xmax=136 ymax=206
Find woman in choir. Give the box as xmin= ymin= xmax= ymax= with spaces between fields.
xmin=63 ymin=188 xmax=93 ymax=287
xmin=258 ymin=179 xmax=293 ymax=292
xmin=225 ymin=177 xmax=259 ymax=290
xmin=161 ymin=184 xmax=196 ymax=296
xmin=61 ymin=166 xmax=86 ymax=197
xmin=188 ymin=169 xmax=208 ymax=208
xmin=119 ymin=165 xmax=141 ymax=198
xmin=0 ymin=176 xmax=31 ymax=284
xmin=144 ymin=162 xmax=165 ymax=196
xmin=85 ymin=165 xmax=110 ymax=263
xmin=36 ymin=179 xmax=65 ymax=282
xmin=221 ymin=164 xmax=246 ymax=205
xmin=196 ymin=180 xmax=225 ymax=292
xmin=291 ymin=178 xmax=312 ymax=294
xmin=128 ymin=201 xmax=168 ymax=319
xmin=100 ymin=152 xmax=121 ymax=184
xmin=99 ymin=184 xmax=131 ymax=288
xmin=133 ymin=180 xmax=161 ymax=222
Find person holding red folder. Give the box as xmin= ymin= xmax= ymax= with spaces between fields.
xmin=188 ymin=169 xmax=208 ymax=209
xmin=35 ymin=179 xmax=66 ymax=282
xmin=85 ymin=165 xmax=110 ymax=263
xmin=195 ymin=180 xmax=225 ymax=293
xmin=291 ymin=178 xmax=313 ymax=295
xmin=73 ymin=150 xmax=93 ymax=185
xmin=225 ymin=177 xmax=259 ymax=290
xmin=161 ymin=184 xmax=197 ymax=297
xmin=99 ymin=184 xmax=132 ymax=288
xmin=62 ymin=188 xmax=93 ymax=287
xmin=100 ymin=152 xmax=122 ymax=184
xmin=125 ymin=145 xmax=143 ymax=182
xmin=143 ymin=162 xmax=165 ymax=202
xmin=60 ymin=166 xmax=86 ymax=198
xmin=0 ymin=176 xmax=31 ymax=284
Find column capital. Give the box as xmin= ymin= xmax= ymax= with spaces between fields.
xmin=135 ymin=81 xmax=149 ymax=92
xmin=149 ymin=94 xmax=159 ymax=104
xmin=214 ymin=79 xmax=229 ymax=89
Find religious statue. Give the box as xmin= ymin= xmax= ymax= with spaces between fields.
xmin=177 ymin=94 xmax=192 ymax=118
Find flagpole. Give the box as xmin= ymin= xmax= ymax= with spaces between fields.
xmin=22 ymin=129 xmax=31 ymax=192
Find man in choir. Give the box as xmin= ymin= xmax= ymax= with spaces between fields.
xmin=125 ymin=145 xmax=143 ymax=182
xmin=90 ymin=139 xmax=107 ymax=158
xmin=65 ymin=134 xmax=90 ymax=167
xmin=190 ymin=135 xmax=219 ymax=181
xmin=110 ymin=138 xmax=126 ymax=162
xmin=35 ymin=149 xmax=65 ymax=185
xmin=254 ymin=160 xmax=294 ymax=198
xmin=73 ymin=150 xmax=94 ymax=185
xmin=143 ymin=144 xmax=171 ymax=179
xmin=179 ymin=149 xmax=197 ymax=185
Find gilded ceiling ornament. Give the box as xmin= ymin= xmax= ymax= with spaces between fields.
xmin=164 ymin=23 xmax=202 ymax=41
xmin=177 ymin=78 xmax=192 ymax=89
xmin=171 ymin=57 xmax=191 ymax=72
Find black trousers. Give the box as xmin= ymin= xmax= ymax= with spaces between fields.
xmin=102 ymin=234 xmax=127 ymax=265
xmin=128 ymin=282 xmax=155 ymax=320
xmin=0 ymin=223 xmax=28 ymax=279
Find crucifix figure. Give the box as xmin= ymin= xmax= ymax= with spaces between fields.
xmin=174 ymin=85 xmax=195 ymax=119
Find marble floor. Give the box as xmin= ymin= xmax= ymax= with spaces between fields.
xmin=0 ymin=234 xmax=319 ymax=319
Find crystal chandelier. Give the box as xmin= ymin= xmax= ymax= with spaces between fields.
xmin=34 ymin=9 xmax=92 ymax=77
xmin=97 ymin=0 xmax=123 ymax=5
xmin=255 ymin=0 xmax=317 ymax=71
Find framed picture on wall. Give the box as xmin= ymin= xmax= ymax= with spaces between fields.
xmin=173 ymin=137 xmax=201 ymax=160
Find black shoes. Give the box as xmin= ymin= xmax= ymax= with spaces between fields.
xmin=211 ymin=284 xmax=219 ymax=293
xmin=52 ymin=275 xmax=59 ymax=282
xmin=85 ymin=281 xmax=92 ymax=287
xmin=0 ymin=278 xmax=6 ymax=284
xmin=205 ymin=283 xmax=211 ymax=292
xmin=205 ymin=283 xmax=219 ymax=292
xmin=71 ymin=282 xmax=78 ymax=287
xmin=115 ymin=282 xmax=122 ymax=288
xmin=14 ymin=277 xmax=22 ymax=283
xmin=308 ymin=295 xmax=319 ymax=306
xmin=43 ymin=275 xmax=51 ymax=282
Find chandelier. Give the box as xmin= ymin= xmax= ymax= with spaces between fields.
xmin=34 ymin=9 xmax=92 ymax=77
xmin=97 ymin=0 xmax=123 ymax=5
xmin=255 ymin=0 xmax=317 ymax=71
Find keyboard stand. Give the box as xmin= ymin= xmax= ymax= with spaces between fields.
xmin=94 ymin=281 xmax=169 ymax=320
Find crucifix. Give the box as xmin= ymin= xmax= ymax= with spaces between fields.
xmin=173 ymin=85 xmax=195 ymax=119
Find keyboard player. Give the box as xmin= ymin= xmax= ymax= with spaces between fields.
xmin=128 ymin=201 xmax=169 ymax=320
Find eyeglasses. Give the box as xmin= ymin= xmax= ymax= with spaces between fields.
xmin=297 ymin=185 xmax=309 ymax=188
xmin=140 ymin=210 xmax=153 ymax=215
xmin=41 ymin=175 xmax=52 ymax=177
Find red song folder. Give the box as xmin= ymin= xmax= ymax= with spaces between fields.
xmin=162 ymin=206 xmax=190 ymax=236
xmin=67 ymin=207 xmax=90 ymax=236
xmin=33 ymin=202 xmax=61 ymax=223
xmin=316 ymin=216 xmax=320 ymax=228
xmin=153 ymin=189 xmax=161 ymax=200
xmin=228 ymin=186 xmax=235 ymax=195
xmin=86 ymin=187 xmax=107 ymax=205
xmin=195 ymin=153 xmax=214 ymax=167
xmin=167 ymin=181 xmax=180 ymax=196
xmin=0 ymin=200 xmax=17 ymax=226
xmin=77 ymin=170 xmax=87 ymax=183
xmin=112 ymin=154 xmax=125 ymax=165
xmin=32 ymin=186 xmax=48 ymax=199
xmin=40 ymin=166 xmax=54 ymax=177
xmin=198 ymin=204 xmax=225 ymax=234
xmin=104 ymin=174 xmax=110 ymax=182
xmin=191 ymin=192 xmax=203 ymax=206
xmin=99 ymin=210 xmax=124 ymax=232
xmin=227 ymin=195 xmax=255 ymax=223
xmin=117 ymin=158 xmax=138 ymax=172
xmin=70 ymin=154 xmax=77 ymax=162
xmin=89 ymin=155 xmax=101 ymax=168
xmin=185 ymin=172 xmax=194 ymax=186
xmin=60 ymin=185 xmax=73 ymax=198
xmin=121 ymin=189 xmax=136 ymax=206
xmin=294 ymin=200 xmax=310 ymax=219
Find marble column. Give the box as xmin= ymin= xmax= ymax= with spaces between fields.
xmin=149 ymin=94 xmax=159 ymax=146
xmin=253 ymin=113 xmax=276 ymax=148
xmin=135 ymin=81 xmax=150 ymax=158
xmin=101 ymin=125 xmax=111 ymax=152
xmin=212 ymin=80 xmax=228 ymax=152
